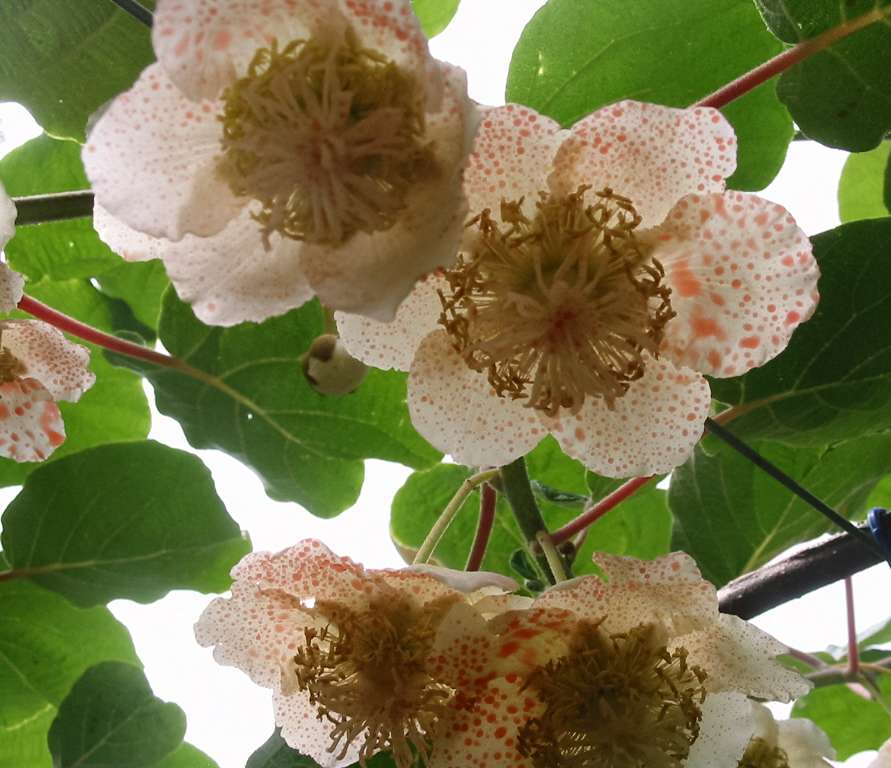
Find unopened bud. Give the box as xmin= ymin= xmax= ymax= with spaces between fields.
xmin=302 ymin=334 xmax=367 ymax=396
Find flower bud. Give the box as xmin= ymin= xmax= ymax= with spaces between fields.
xmin=302 ymin=334 xmax=367 ymax=396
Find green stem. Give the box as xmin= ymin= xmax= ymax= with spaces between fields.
xmin=536 ymin=531 xmax=568 ymax=582
xmin=500 ymin=457 xmax=560 ymax=584
xmin=412 ymin=469 xmax=500 ymax=565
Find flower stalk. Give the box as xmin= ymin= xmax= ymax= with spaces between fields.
xmin=465 ymin=482 xmax=497 ymax=571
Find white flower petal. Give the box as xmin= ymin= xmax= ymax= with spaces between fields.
xmin=0 ymin=263 xmax=24 ymax=313
xmin=686 ymin=692 xmax=754 ymax=768
xmin=778 ymin=717 xmax=835 ymax=766
xmin=1 ymin=320 xmax=94 ymax=402
xmin=408 ymin=330 xmax=546 ymax=467
xmin=545 ymin=353 xmax=710 ymax=478
xmin=409 ymin=564 xmax=519 ymax=596
xmin=95 ymin=204 xmax=313 ymax=326
xmin=868 ymin=739 xmax=891 ymax=768
xmin=678 ymin=613 xmax=811 ymax=701
xmin=0 ymin=379 xmax=65 ymax=462
xmin=335 ymin=272 xmax=445 ymax=372
xmin=654 ymin=192 xmax=819 ymax=377
xmin=0 ymin=182 xmax=16 ymax=253
xmin=84 ymin=63 xmax=243 ymax=241
xmin=465 ymin=103 xmax=564 ymax=216
xmin=153 ymin=0 xmax=316 ymax=100
xmin=300 ymin=64 xmax=474 ymax=320
xmin=274 ymin=687 xmax=362 ymax=768
xmin=549 ymin=101 xmax=737 ymax=228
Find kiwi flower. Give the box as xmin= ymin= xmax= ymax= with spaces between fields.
xmin=429 ymin=552 xmax=810 ymax=768
xmin=85 ymin=0 xmax=476 ymax=325
xmin=0 ymin=188 xmax=95 ymax=462
xmin=738 ymin=702 xmax=834 ymax=768
xmin=337 ymin=101 xmax=819 ymax=477
xmin=195 ymin=539 xmax=517 ymax=768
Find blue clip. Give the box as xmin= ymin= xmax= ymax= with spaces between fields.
xmin=867 ymin=508 xmax=891 ymax=568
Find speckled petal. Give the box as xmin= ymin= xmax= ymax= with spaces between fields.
xmin=274 ymin=686 xmax=362 ymax=768
xmin=686 ymin=692 xmax=754 ymax=768
xmin=408 ymin=330 xmax=546 ymax=467
xmin=465 ymin=104 xmax=564 ymax=216
xmin=1 ymin=182 xmax=16 ymax=252
xmin=409 ymin=565 xmax=519 ymax=597
xmin=549 ymin=101 xmax=737 ymax=228
xmin=868 ymin=739 xmax=891 ymax=768
xmin=95 ymin=204 xmax=313 ymax=326
xmin=301 ymin=64 xmax=474 ymax=321
xmin=777 ymin=717 xmax=835 ymax=766
xmin=335 ymin=272 xmax=444 ymax=371
xmin=84 ymin=63 xmax=243 ymax=241
xmin=537 ymin=552 xmax=718 ymax=636
xmin=428 ymin=675 xmax=536 ymax=768
xmin=0 ymin=263 xmax=24 ymax=313
xmin=653 ymin=192 xmax=819 ymax=378
xmin=1 ymin=320 xmax=94 ymax=402
xmin=544 ymin=353 xmax=710 ymax=478
xmin=677 ymin=612 xmax=811 ymax=701
xmin=153 ymin=0 xmax=316 ymax=100
xmin=0 ymin=379 xmax=65 ymax=462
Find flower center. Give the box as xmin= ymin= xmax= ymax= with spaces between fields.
xmin=738 ymin=738 xmax=791 ymax=768
xmin=218 ymin=17 xmax=437 ymax=246
xmin=517 ymin=621 xmax=707 ymax=768
xmin=0 ymin=347 xmax=23 ymax=384
xmin=439 ymin=187 xmax=674 ymax=416
xmin=292 ymin=590 xmax=457 ymax=768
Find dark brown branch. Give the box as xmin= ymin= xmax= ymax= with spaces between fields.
xmin=718 ymin=523 xmax=888 ymax=620
xmin=12 ymin=191 xmax=94 ymax=225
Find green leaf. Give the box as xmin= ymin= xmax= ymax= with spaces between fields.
xmin=154 ymin=744 xmax=219 ymax=768
xmin=755 ymin=0 xmax=891 ymax=151
xmin=0 ymin=1 xmax=153 ymax=141
xmin=709 ymin=219 xmax=891 ymax=445
xmin=669 ymin=434 xmax=891 ymax=586
xmin=839 ymin=142 xmax=891 ymax=222
xmin=0 ymin=575 xmax=138 ymax=768
xmin=246 ymin=730 xmax=395 ymax=768
xmin=411 ymin=0 xmax=460 ymax=38
xmin=858 ymin=616 xmax=891 ymax=650
xmin=131 ymin=291 xmax=440 ymax=517
xmin=506 ymin=0 xmax=792 ymax=190
xmin=792 ymin=673 xmax=891 ymax=758
xmin=390 ymin=438 xmax=670 ymax=578
xmin=0 ymin=134 xmax=169 ymax=330
xmin=1 ymin=440 xmax=250 ymax=607
xmin=48 ymin=662 xmax=186 ymax=768
xmin=0 ymin=279 xmax=151 ymax=487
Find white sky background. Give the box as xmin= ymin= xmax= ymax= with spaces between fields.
xmin=1 ymin=0 xmax=889 ymax=765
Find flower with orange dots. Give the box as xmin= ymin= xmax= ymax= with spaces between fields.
xmin=0 ymin=189 xmax=95 ymax=462
xmin=195 ymin=539 xmax=517 ymax=768
xmin=85 ymin=0 xmax=476 ymax=326
xmin=336 ymin=101 xmax=819 ymax=478
xmin=431 ymin=552 xmax=810 ymax=768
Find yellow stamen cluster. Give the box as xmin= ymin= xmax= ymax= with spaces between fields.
xmin=517 ymin=621 xmax=707 ymax=768
xmin=439 ymin=187 xmax=674 ymax=416
xmin=738 ymin=738 xmax=792 ymax=768
xmin=218 ymin=20 xmax=436 ymax=246
xmin=292 ymin=590 xmax=458 ymax=768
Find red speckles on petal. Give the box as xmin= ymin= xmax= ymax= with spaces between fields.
xmin=654 ymin=192 xmax=819 ymax=378
xmin=465 ymin=104 xmax=564 ymax=215
xmin=0 ymin=379 xmax=65 ymax=462
xmin=0 ymin=262 xmax=25 ymax=313
xmin=544 ymin=354 xmax=711 ymax=478
xmin=550 ymin=101 xmax=737 ymax=228
xmin=408 ymin=330 xmax=545 ymax=468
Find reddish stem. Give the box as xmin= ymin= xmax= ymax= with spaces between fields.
xmin=845 ymin=576 xmax=860 ymax=677
xmin=550 ymin=475 xmax=654 ymax=545
xmin=696 ymin=7 xmax=889 ymax=110
xmin=466 ymin=483 xmax=497 ymax=571
xmin=17 ymin=294 xmax=180 ymax=369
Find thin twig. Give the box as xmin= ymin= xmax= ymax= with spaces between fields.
xmin=412 ymin=469 xmax=500 ymax=565
xmin=110 ymin=0 xmax=153 ymax=27
xmin=466 ymin=483 xmax=497 ymax=571
xmin=551 ymin=476 xmax=654 ymax=545
xmin=845 ymin=577 xmax=861 ymax=678
xmin=536 ymin=531 xmax=568 ymax=583
xmin=12 ymin=192 xmax=94 ymax=225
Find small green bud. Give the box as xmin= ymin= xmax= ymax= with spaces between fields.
xmin=302 ymin=334 xmax=367 ymax=396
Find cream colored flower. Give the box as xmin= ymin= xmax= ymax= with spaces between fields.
xmin=868 ymin=739 xmax=891 ymax=768
xmin=195 ymin=539 xmax=516 ymax=768
xmin=0 ymin=187 xmax=95 ymax=462
xmin=337 ymin=101 xmax=819 ymax=477
xmin=739 ymin=703 xmax=834 ymax=768
xmin=430 ymin=552 xmax=810 ymax=768
xmin=85 ymin=0 xmax=476 ymax=325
